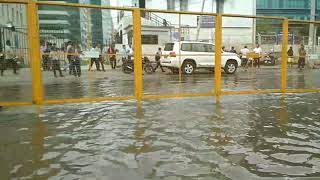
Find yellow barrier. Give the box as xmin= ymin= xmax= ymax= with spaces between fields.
xmin=0 ymin=0 xmax=319 ymax=107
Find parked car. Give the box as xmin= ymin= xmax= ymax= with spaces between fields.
xmin=160 ymin=41 xmax=242 ymax=74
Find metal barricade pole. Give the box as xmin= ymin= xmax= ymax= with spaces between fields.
xmin=27 ymin=0 xmax=43 ymax=104
xmin=214 ymin=14 xmax=222 ymax=97
xmin=133 ymin=9 xmax=143 ymax=101
xmin=281 ymin=18 xmax=288 ymax=93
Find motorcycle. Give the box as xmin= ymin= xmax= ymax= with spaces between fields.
xmin=122 ymin=57 xmax=155 ymax=74
xmin=263 ymin=52 xmax=276 ymax=66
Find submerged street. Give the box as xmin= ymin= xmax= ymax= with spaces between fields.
xmin=1 ymin=93 xmax=320 ymax=179
xmin=0 ymin=66 xmax=320 ymax=179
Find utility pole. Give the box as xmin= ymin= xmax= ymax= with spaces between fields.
xmin=308 ymin=0 xmax=316 ymax=53
xmin=196 ymin=0 xmax=206 ymax=40
xmin=216 ymin=0 xmax=224 ymax=14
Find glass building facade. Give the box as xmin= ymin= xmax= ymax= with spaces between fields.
xmin=257 ymin=0 xmax=319 ymax=20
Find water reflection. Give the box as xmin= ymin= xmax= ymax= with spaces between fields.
xmin=1 ymin=94 xmax=320 ymax=179
xmin=297 ymin=73 xmax=305 ymax=89
xmin=123 ymin=102 xmax=151 ymax=156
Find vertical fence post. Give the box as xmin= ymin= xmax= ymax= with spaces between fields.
xmin=133 ymin=9 xmax=143 ymax=101
xmin=214 ymin=14 xmax=222 ymax=96
xmin=281 ymin=18 xmax=289 ymax=93
xmin=27 ymin=0 xmax=43 ymax=104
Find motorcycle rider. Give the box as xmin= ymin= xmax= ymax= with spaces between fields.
xmin=120 ymin=44 xmax=128 ymax=63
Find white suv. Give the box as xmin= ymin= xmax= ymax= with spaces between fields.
xmin=161 ymin=41 xmax=241 ymax=74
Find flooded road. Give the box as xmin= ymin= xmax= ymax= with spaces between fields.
xmin=0 ymin=67 xmax=319 ymax=102
xmin=1 ymin=93 xmax=320 ymax=179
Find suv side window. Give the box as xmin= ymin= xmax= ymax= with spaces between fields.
xmin=204 ymin=44 xmax=214 ymax=53
xmin=181 ymin=43 xmax=192 ymax=51
xmin=192 ymin=43 xmax=206 ymax=52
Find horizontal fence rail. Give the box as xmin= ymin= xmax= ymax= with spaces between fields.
xmin=0 ymin=0 xmax=319 ymax=107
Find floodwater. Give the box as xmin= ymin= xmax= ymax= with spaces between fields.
xmin=1 ymin=68 xmax=320 ymax=102
xmin=1 ymin=93 xmax=320 ymax=179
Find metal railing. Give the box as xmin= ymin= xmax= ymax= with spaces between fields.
xmin=0 ymin=0 xmax=320 ymax=107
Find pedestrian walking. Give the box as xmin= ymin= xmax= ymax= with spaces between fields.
xmin=42 ymin=42 xmax=51 ymax=71
xmin=298 ymin=44 xmax=306 ymax=70
xmin=88 ymin=44 xmax=101 ymax=71
xmin=1 ymin=40 xmax=18 ymax=76
xmin=98 ymin=44 xmax=105 ymax=71
xmin=101 ymin=44 xmax=108 ymax=71
xmin=67 ymin=42 xmax=77 ymax=76
xmin=108 ymin=44 xmax=117 ymax=69
xmin=154 ymin=47 xmax=165 ymax=72
xmin=50 ymin=46 xmax=64 ymax=77
xmin=287 ymin=46 xmax=294 ymax=68
xmin=253 ymin=44 xmax=262 ymax=68
xmin=66 ymin=41 xmax=73 ymax=75
xmin=240 ymin=45 xmax=250 ymax=68
xmin=73 ymin=44 xmax=82 ymax=77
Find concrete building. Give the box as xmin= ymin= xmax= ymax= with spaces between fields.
xmin=113 ymin=0 xmax=256 ymax=52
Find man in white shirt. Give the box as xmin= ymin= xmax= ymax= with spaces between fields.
xmin=88 ymin=44 xmax=101 ymax=71
xmin=253 ymin=44 xmax=262 ymax=68
xmin=2 ymin=40 xmax=18 ymax=75
xmin=240 ymin=45 xmax=250 ymax=67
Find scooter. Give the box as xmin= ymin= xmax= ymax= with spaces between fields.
xmin=263 ymin=52 xmax=276 ymax=66
xmin=122 ymin=57 xmax=155 ymax=74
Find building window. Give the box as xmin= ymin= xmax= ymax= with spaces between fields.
xmin=180 ymin=0 xmax=188 ymax=11
xmin=141 ymin=35 xmax=158 ymax=44
xmin=167 ymin=0 xmax=175 ymax=10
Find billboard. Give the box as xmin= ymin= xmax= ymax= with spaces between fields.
xmin=197 ymin=16 xmax=215 ymax=28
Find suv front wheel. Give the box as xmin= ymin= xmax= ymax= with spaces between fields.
xmin=224 ymin=60 xmax=237 ymax=74
xmin=182 ymin=61 xmax=196 ymax=75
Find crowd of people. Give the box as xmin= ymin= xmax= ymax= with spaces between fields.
xmin=230 ymin=43 xmax=310 ymax=70
xmin=40 ymin=41 xmax=138 ymax=78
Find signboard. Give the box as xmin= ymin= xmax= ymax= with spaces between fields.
xmin=197 ymin=16 xmax=215 ymax=28
xmin=277 ymin=32 xmax=293 ymax=45
xmin=82 ymin=50 xmax=99 ymax=58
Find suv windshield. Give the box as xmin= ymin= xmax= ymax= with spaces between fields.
xmin=164 ymin=43 xmax=174 ymax=51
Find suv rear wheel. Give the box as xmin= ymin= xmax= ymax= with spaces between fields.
xmin=182 ymin=61 xmax=196 ymax=75
xmin=224 ymin=60 xmax=237 ymax=74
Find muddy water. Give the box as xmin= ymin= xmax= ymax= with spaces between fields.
xmin=0 ymin=93 xmax=320 ymax=179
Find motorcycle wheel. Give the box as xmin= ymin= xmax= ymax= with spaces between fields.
xmin=144 ymin=64 xmax=154 ymax=74
xmin=122 ymin=65 xmax=132 ymax=74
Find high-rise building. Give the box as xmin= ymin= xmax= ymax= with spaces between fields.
xmin=90 ymin=0 xmax=103 ymax=45
xmin=79 ymin=0 xmax=112 ymax=47
xmin=256 ymin=0 xmax=319 ymax=20
xmin=38 ymin=0 xmax=81 ymax=46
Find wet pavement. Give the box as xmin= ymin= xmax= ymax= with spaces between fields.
xmin=0 ymin=93 xmax=320 ymax=179
xmin=0 ymin=66 xmax=319 ymax=102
